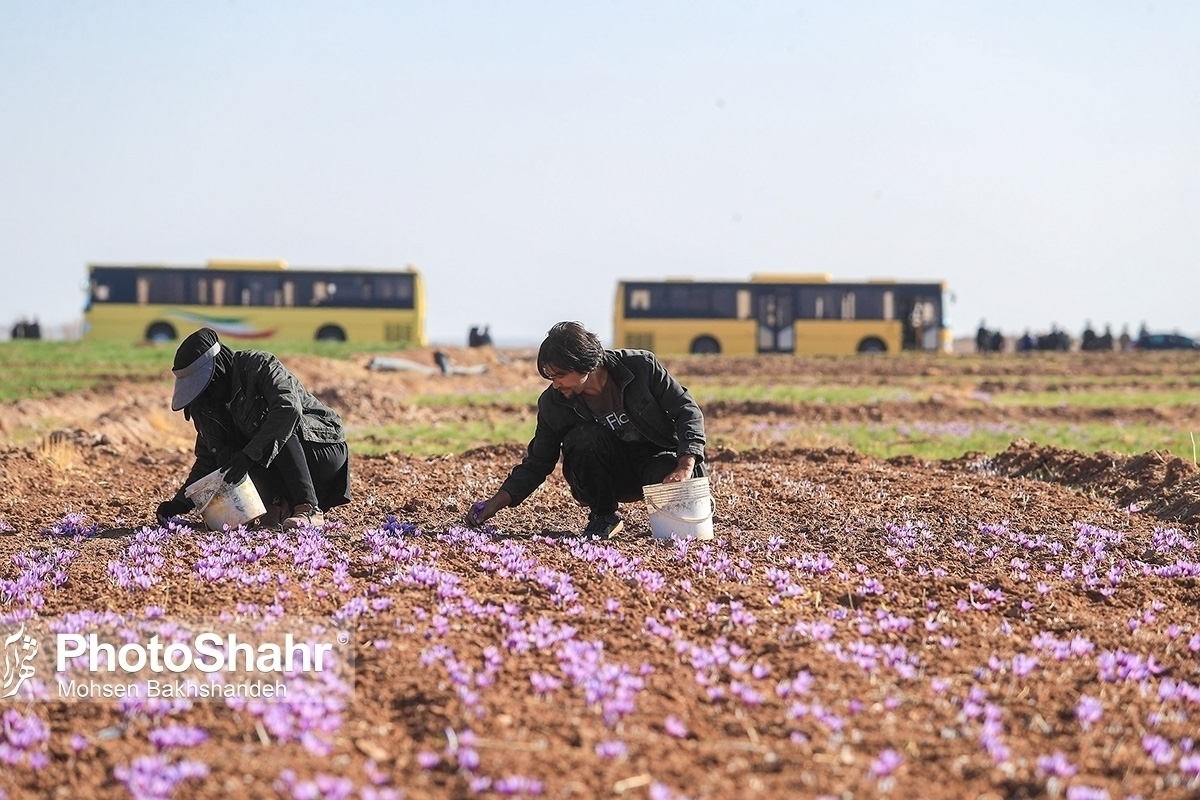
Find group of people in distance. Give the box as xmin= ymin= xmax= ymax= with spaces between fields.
xmin=978 ymin=319 xmax=1143 ymax=354
xmin=157 ymin=321 xmax=706 ymax=539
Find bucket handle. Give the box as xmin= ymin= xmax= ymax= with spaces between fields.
xmin=645 ymin=496 xmax=716 ymax=524
xmin=188 ymin=486 xmax=220 ymax=515
xmin=188 ymin=472 xmax=236 ymax=516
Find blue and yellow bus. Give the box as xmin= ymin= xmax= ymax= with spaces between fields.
xmin=614 ymin=274 xmax=950 ymax=355
xmin=84 ymin=259 xmax=426 ymax=345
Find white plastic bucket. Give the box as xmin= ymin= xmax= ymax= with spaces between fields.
xmin=184 ymin=467 xmax=266 ymax=530
xmin=642 ymin=476 xmax=715 ymax=540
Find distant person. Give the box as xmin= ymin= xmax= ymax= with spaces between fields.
xmin=1081 ymin=321 xmax=1096 ymax=350
xmin=10 ymin=319 xmax=39 ymax=340
xmin=155 ymin=328 xmax=350 ymax=530
xmin=433 ymin=350 xmax=451 ymax=374
xmin=1040 ymin=325 xmax=1070 ymax=351
xmin=1098 ymin=324 xmax=1114 ymax=351
xmin=1018 ymin=330 xmax=1036 ymax=352
xmin=466 ymin=321 xmax=706 ymax=538
xmin=468 ymin=325 xmax=493 ymax=347
xmin=975 ymin=320 xmax=989 ymax=354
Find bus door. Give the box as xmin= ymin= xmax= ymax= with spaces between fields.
xmin=901 ymin=293 xmax=940 ymax=351
xmin=755 ymin=290 xmax=795 ymax=353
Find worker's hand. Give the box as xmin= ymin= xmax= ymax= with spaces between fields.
xmin=221 ymin=450 xmax=253 ymax=485
xmin=156 ymin=499 xmax=193 ymax=526
xmin=466 ymin=491 xmax=511 ymax=527
xmin=661 ymin=455 xmax=698 ymax=484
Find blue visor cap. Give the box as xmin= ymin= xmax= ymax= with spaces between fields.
xmin=170 ymin=341 xmax=220 ymax=411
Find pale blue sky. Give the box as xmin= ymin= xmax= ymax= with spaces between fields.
xmin=2 ymin=1 xmax=1198 ymax=345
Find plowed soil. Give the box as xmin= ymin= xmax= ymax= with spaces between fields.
xmin=2 ymin=348 xmax=1200 ymax=800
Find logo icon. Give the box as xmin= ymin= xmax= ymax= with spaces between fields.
xmin=2 ymin=623 xmax=38 ymax=698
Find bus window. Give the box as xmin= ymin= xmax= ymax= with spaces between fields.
xmin=239 ymin=276 xmax=281 ymax=306
xmin=212 ymin=278 xmax=226 ymax=307
xmin=883 ymin=290 xmax=894 ymax=320
xmin=712 ymin=287 xmax=737 ymax=318
xmin=841 ymin=292 xmax=856 ymax=320
xmin=334 ymin=277 xmax=368 ymax=306
xmin=90 ymin=269 xmax=136 ymax=303
xmin=283 ymin=281 xmax=295 ymax=307
xmin=311 ymin=280 xmax=338 ymax=305
xmin=852 ymin=286 xmax=887 ymax=320
xmin=372 ymin=277 xmax=391 ymax=303
xmin=668 ymin=286 xmax=708 ymax=315
xmin=138 ymin=273 xmax=185 ymax=304
xmin=371 ymin=274 xmax=414 ymax=307
xmin=637 ymin=284 xmax=744 ymax=318
xmin=736 ymin=289 xmax=751 ymax=320
xmin=800 ymin=287 xmax=838 ymax=319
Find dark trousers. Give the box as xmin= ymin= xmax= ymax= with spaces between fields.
xmin=561 ymin=424 xmax=696 ymax=516
xmin=246 ymin=435 xmax=350 ymax=512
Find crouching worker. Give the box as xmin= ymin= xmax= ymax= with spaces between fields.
xmin=467 ymin=321 xmax=706 ymax=538
xmin=154 ymin=328 xmax=351 ymax=530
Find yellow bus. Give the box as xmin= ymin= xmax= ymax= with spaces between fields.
xmin=83 ymin=259 xmax=427 ymax=345
xmin=613 ymin=274 xmax=950 ymax=355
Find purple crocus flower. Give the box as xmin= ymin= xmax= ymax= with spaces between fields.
xmin=114 ymin=755 xmax=209 ymax=799
xmin=1036 ymin=750 xmax=1077 ymax=778
xmin=870 ymin=748 xmax=903 ymax=778
xmin=1076 ymin=695 xmax=1103 ymax=728
xmin=148 ymin=725 xmax=209 ymax=750
xmin=595 ymin=740 xmax=627 ymax=759
xmin=1064 ymin=787 xmax=1110 ymax=800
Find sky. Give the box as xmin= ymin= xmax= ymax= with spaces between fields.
xmin=2 ymin=1 xmax=1198 ymax=346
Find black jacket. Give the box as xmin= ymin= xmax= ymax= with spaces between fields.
xmin=173 ymin=350 xmax=345 ymax=501
xmin=499 ymin=349 xmax=706 ymax=505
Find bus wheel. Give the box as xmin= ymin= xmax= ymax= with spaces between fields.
xmin=146 ymin=322 xmax=177 ymax=343
xmin=315 ymin=325 xmax=347 ymax=342
xmin=689 ymin=336 xmax=721 ymax=355
xmin=857 ymin=337 xmax=887 ymax=353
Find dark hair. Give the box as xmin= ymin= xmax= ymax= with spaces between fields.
xmin=537 ymin=321 xmax=604 ymax=378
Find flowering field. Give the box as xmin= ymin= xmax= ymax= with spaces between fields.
xmin=2 ymin=349 xmax=1200 ymax=799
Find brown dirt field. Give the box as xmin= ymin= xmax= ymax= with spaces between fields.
xmin=2 ymin=349 xmax=1200 ymax=799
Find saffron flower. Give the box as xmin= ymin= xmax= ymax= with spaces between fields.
xmin=869 ymin=748 xmax=903 ymax=778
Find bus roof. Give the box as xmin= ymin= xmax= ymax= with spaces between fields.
xmin=750 ymin=273 xmax=833 ymax=283
xmin=619 ymin=274 xmax=944 ymax=287
xmin=205 ymin=259 xmax=288 ymax=270
xmin=88 ymin=261 xmax=421 ymax=274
